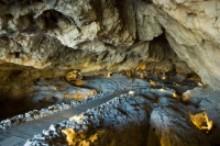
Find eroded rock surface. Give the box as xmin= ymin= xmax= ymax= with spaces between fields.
xmin=0 ymin=0 xmax=190 ymax=74
xmin=0 ymin=0 xmax=135 ymax=69
xmin=0 ymin=0 xmax=219 ymax=90
xmin=0 ymin=0 xmax=202 ymax=106
xmin=152 ymin=0 xmax=220 ymax=90
xmin=0 ymin=1 xmax=219 ymax=146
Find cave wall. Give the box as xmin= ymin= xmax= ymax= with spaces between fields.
xmin=0 ymin=0 xmax=219 ymax=90
xmin=0 ymin=0 xmax=186 ymax=72
xmin=152 ymin=0 xmax=220 ymax=90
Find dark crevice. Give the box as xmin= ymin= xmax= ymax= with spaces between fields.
xmin=149 ymin=33 xmax=174 ymax=62
xmin=36 ymin=10 xmax=72 ymax=31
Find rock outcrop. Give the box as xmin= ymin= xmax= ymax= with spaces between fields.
xmin=0 ymin=0 xmax=220 ymax=90
xmin=0 ymin=0 xmax=189 ymax=73
xmin=152 ymin=0 xmax=220 ymax=90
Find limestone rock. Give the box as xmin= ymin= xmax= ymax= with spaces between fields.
xmin=0 ymin=0 xmax=135 ymax=69
xmin=135 ymin=1 xmax=162 ymax=41
xmin=0 ymin=0 xmax=220 ymax=90
xmin=152 ymin=0 xmax=220 ymax=90
xmin=148 ymin=106 xmax=210 ymax=146
xmin=0 ymin=0 xmax=187 ymax=75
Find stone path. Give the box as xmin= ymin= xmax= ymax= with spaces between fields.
xmin=0 ymin=90 xmax=132 ymax=146
xmin=0 ymin=75 xmax=150 ymax=146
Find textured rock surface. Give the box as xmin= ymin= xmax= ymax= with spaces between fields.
xmin=152 ymin=0 xmax=220 ymax=90
xmin=0 ymin=0 xmax=200 ymax=103
xmin=24 ymin=89 xmax=210 ymax=146
xmin=0 ymin=1 xmax=220 ymax=146
xmin=0 ymin=0 xmax=189 ymax=74
xmin=0 ymin=0 xmax=134 ymax=69
xmin=0 ymin=75 xmax=217 ymax=146
xmin=0 ymin=0 xmax=220 ymax=90
xmin=188 ymin=88 xmax=220 ymax=145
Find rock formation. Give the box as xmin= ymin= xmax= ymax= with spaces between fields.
xmin=152 ymin=0 xmax=220 ymax=90
xmin=0 ymin=0 xmax=219 ymax=90
xmin=0 ymin=1 xmax=220 ymax=146
xmin=0 ymin=0 xmax=188 ymax=73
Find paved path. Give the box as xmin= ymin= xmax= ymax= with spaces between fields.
xmin=0 ymin=75 xmax=151 ymax=146
xmin=0 ymin=89 xmax=133 ymax=146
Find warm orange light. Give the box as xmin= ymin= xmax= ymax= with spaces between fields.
xmin=66 ymin=70 xmax=81 ymax=81
xmin=73 ymin=79 xmax=86 ymax=86
xmin=64 ymin=90 xmax=97 ymax=101
xmin=136 ymin=63 xmax=146 ymax=71
xmin=62 ymin=128 xmax=76 ymax=146
xmin=190 ymin=112 xmax=213 ymax=133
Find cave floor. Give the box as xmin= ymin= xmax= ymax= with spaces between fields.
xmin=0 ymin=91 xmax=127 ymax=146
xmin=0 ymin=74 xmax=219 ymax=146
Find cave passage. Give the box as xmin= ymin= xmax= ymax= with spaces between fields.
xmin=0 ymin=0 xmax=220 ymax=146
